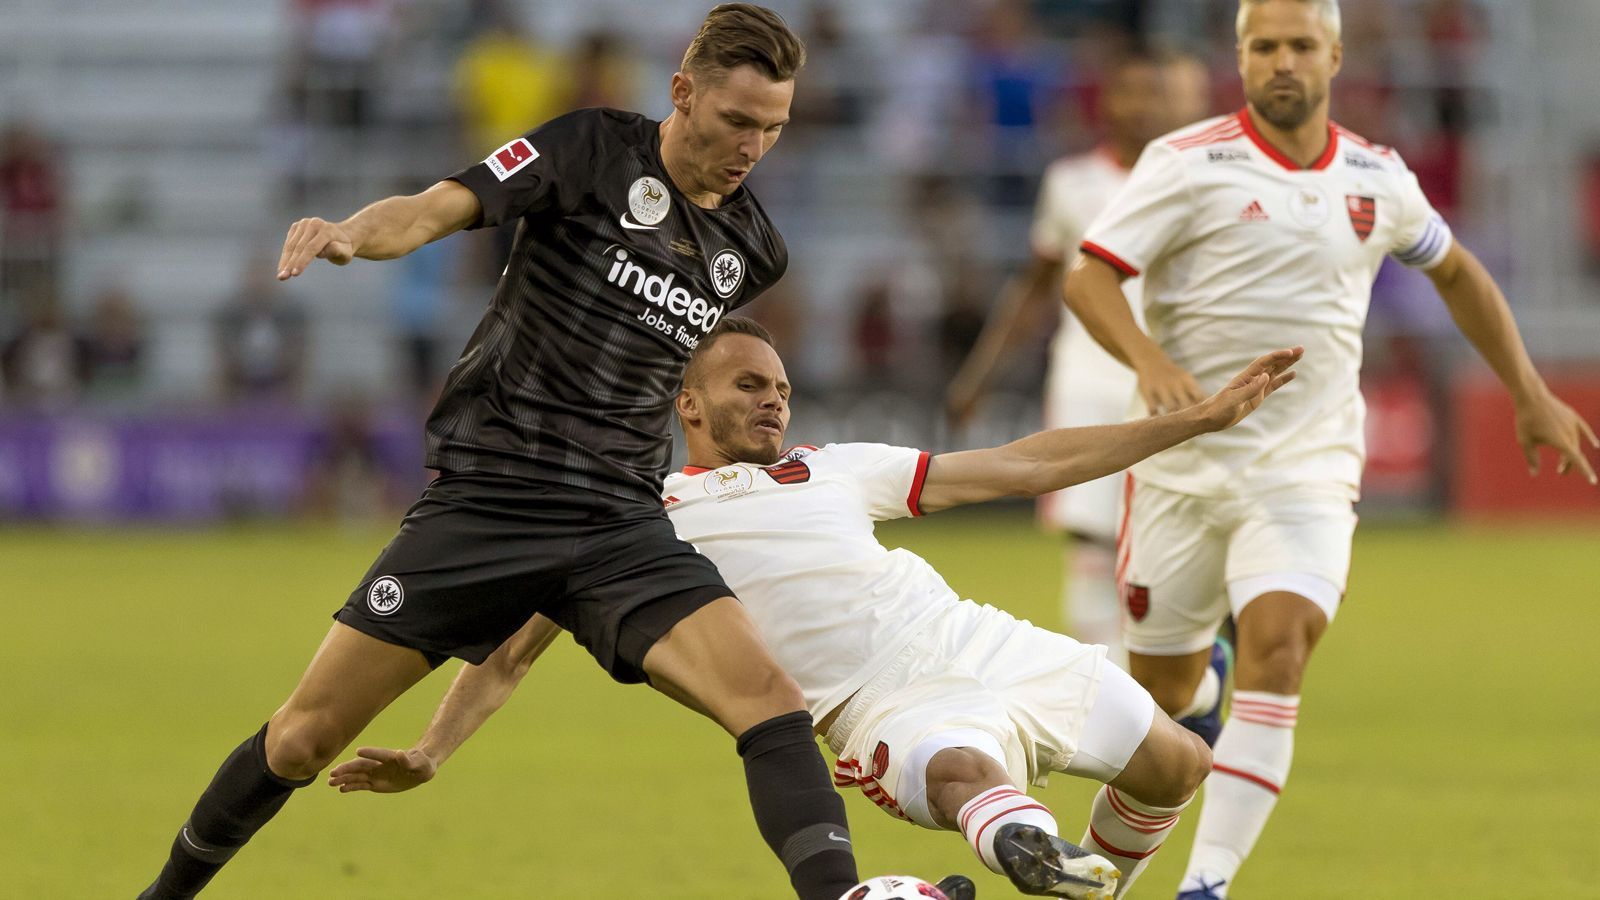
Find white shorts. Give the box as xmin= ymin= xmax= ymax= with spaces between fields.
xmin=1116 ymin=480 xmax=1358 ymax=656
xmin=826 ymin=601 xmax=1156 ymax=829
xmin=1039 ymin=380 xmax=1137 ymax=541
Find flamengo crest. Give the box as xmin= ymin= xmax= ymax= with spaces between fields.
xmin=1347 ymin=195 xmax=1377 ymax=242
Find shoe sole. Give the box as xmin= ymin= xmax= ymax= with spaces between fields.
xmin=998 ymin=825 xmax=1121 ymax=899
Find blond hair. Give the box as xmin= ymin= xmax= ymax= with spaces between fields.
xmin=1236 ymin=0 xmax=1342 ymax=42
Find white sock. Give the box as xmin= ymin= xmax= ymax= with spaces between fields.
xmin=1179 ymin=691 xmax=1299 ymax=897
xmin=1081 ymin=786 xmax=1189 ymax=896
xmin=1065 ymin=542 xmax=1126 ymax=667
xmin=957 ymin=785 xmax=1059 ymax=876
xmin=1175 ymin=665 xmax=1221 ymax=719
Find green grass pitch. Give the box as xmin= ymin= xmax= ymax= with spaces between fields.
xmin=5 ymin=512 xmax=1598 ymax=898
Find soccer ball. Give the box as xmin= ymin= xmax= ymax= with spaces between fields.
xmin=838 ymin=875 xmax=949 ymax=900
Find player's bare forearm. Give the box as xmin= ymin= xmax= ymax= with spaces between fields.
xmin=341 ymin=181 xmax=480 ymax=261
xmin=414 ymin=615 xmax=562 ymax=767
xmin=1063 ymin=254 xmax=1166 ymax=372
xmin=1429 ymin=243 xmax=1600 ymax=482
xmin=919 ymin=413 xmax=1204 ymax=513
xmin=919 ymin=347 xmax=1300 ymax=512
xmin=1428 ymin=242 xmax=1546 ymax=402
xmin=277 ymin=181 xmax=480 ymax=280
xmin=948 ymin=257 xmax=1062 ymax=420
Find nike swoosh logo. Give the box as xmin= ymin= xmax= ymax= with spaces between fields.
xmin=181 ymin=827 xmax=217 ymax=857
xmin=827 ymin=832 xmax=851 ymax=844
xmin=619 ymin=213 xmax=659 ymax=231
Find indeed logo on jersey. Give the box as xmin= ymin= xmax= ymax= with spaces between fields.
xmin=605 ymin=246 xmax=723 ymax=346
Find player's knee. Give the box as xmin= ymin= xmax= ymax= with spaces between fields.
xmin=738 ymin=660 xmax=806 ymax=713
xmin=1178 ymin=730 xmax=1212 ymax=798
xmin=1135 ymin=730 xmax=1209 ymax=807
xmin=925 ymin=746 xmax=1004 ymax=794
xmin=1244 ymin=636 xmax=1312 ymax=693
xmin=265 ymin=714 xmax=349 ymax=781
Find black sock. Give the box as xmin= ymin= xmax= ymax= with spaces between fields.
xmin=737 ymin=711 xmax=860 ymax=900
xmin=139 ymin=722 xmax=314 ymax=899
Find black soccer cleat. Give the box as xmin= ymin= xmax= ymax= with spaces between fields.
xmin=934 ymin=874 xmax=978 ymax=900
xmin=994 ymin=823 xmax=1120 ymax=899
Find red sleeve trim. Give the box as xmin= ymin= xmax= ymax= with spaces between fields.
xmin=906 ymin=451 xmax=932 ymax=517
xmin=1080 ymin=241 xmax=1140 ymax=278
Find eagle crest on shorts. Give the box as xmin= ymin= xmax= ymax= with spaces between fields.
xmin=1125 ymin=583 xmax=1151 ymax=622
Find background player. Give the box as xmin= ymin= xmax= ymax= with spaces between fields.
xmin=948 ymin=48 xmax=1211 ymax=668
xmin=329 ymin=318 xmax=1304 ymax=899
xmin=138 ymin=8 xmax=880 ymax=900
xmin=1063 ymin=1 xmax=1600 ymax=896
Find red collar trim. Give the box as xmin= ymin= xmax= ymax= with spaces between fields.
xmin=1237 ymin=107 xmax=1338 ymax=171
xmin=681 ymin=465 xmax=713 ymax=475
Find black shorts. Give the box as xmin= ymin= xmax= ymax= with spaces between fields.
xmin=334 ymin=472 xmax=732 ymax=683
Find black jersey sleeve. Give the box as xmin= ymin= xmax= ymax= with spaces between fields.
xmin=447 ymin=109 xmax=603 ymax=230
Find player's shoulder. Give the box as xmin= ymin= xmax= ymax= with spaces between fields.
xmin=540 ymin=106 xmax=648 ymax=142
xmin=1159 ymin=113 xmax=1248 ymax=154
xmin=1332 ymin=122 xmax=1407 ymax=174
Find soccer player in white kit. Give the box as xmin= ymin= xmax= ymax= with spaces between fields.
xmin=326 ymin=318 xmax=1304 ymax=899
xmin=949 ymin=50 xmax=1211 ymax=666
xmin=1063 ymin=2 xmax=1600 ymax=897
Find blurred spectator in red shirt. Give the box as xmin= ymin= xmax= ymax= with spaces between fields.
xmin=0 ymin=120 xmax=63 ymax=304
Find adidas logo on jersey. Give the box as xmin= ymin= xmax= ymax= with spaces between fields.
xmin=1239 ymin=200 xmax=1271 ymax=222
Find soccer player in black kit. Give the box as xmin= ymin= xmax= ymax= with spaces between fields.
xmin=138 ymin=7 xmax=878 ymax=899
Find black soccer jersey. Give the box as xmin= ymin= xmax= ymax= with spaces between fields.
xmin=428 ymin=108 xmax=788 ymax=505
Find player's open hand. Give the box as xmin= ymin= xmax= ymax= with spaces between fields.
xmin=277 ymin=217 xmax=355 ymax=280
xmin=1137 ymin=355 xmax=1207 ymax=415
xmin=1514 ymin=390 xmax=1599 ymax=486
xmin=1194 ymin=346 xmax=1304 ymax=432
xmin=327 ymin=746 xmax=437 ymax=794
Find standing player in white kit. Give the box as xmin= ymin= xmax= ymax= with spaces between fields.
xmin=1065 ymin=2 xmax=1599 ymax=897
xmin=948 ymin=49 xmax=1211 ymax=671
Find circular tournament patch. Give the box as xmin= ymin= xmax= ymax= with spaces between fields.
xmin=709 ymin=248 xmax=746 ymax=299
xmin=366 ymin=576 xmax=404 ymax=616
xmin=628 ymin=176 xmax=671 ymax=225
xmin=1287 ymin=186 xmax=1331 ymax=228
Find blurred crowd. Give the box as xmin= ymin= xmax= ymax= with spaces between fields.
xmin=0 ymin=0 xmax=1497 ymax=424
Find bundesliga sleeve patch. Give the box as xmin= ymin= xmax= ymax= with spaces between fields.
xmin=485 ymin=137 xmax=539 ymax=182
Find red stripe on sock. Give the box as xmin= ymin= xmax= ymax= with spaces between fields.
xmin=1233 ymin=711 xmax=1297 ymax=728
xmin=1213 ymin=763 xmax=1282 ymax=794
xmin=1232 ymin=697 xmax=1300 ymax=713
xmin=958 ymin=788 xmax=1026 ymax=833
xmin=1088 ymin=824 xmax=1163 ymax=861
xmin=972 ymin=803 xmax=1053 ymax=853
xmin=1105 ymin=789 xmax=1180 ymax=831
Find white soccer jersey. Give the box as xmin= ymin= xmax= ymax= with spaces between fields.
xmin=1031 ymin=148 xmax=1143 ymax=535
xmin=1080 ymin=110 xmax=1453 ymax=498
xmin=661 ymin=443 xmax=960 ymax=721
xmin=1032 ymin=146 xmax=1146 ymax=395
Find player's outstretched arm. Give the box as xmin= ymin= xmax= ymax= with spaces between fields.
xmin=918 ymin=347 xmax=1303 ymax=514
xmin=1425 ymin=242 xmax=1598 ymax=484
xmin=276 ymin=180 xmax=482 ymax=280
xmin=946 ymin=256 xmax=1063 ymax=428
xmin=326 ymin=615 xmax=563 ymax=794
xmin=1064 ymin=254 xmax=1204 ymax=414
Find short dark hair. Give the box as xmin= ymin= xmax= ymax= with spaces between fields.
xmin=681 ymin=3 xmax=806 ymax=83
xmin=683 ymin=316 xmax=775 ymax=388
